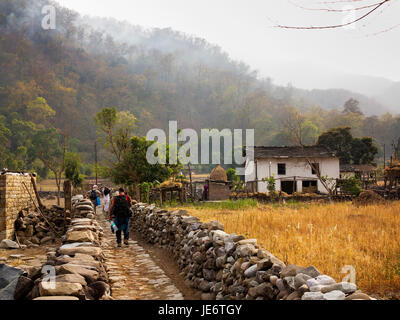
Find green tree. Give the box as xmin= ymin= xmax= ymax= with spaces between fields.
xmin=32 ymin=128 xmax=66 ymax=205
xmin=317 ymin=127 xmax=354 ymax=164
xmin=0 ymin=115 xmax=11 ymax=167
xmin=262 ymin=175 xmax=276 ymax=196
xmin=112 ymin=136 xmax=171 ymax=186
xmin=338 ymin=175 xmax=362 ymax=196
xmin=317 ymin=127 xmax=377 ymax=165
xmin=351 ymin=137 xmax=378 ymax=165
xmin=26 ymin=97 xmax=56 ymax=127
xmin=226 ymin=168 xmax=238 ymax=182
xmin=94 ymin=107 xmax=136 ymax=163
xmin=65 ymin=152 xmax=84 ymax=188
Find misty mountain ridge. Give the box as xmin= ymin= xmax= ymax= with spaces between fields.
xmin=304 ymin=73 xmax=399 ymax=114
xmin=1 ymin=0 xmax=399 ymax=173
xmin=78 ymin=14 xmax=397 ymax=116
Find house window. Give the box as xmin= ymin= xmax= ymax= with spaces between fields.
xmin=311 ymin=163 xmax=320 ymax=175
xmin=302 ymin=180 xmax=318 ymax=188
xmin=278 ymin=163 xmax=286 ymax=175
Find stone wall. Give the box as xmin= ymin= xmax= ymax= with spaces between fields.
xmin=0 ymin=172 xmax=36 ymax=240
xmin=131 ymin=202 xmax=373 ymax=300
xmin=208 ymin=182 xmax=230 ymax=201
xmin=4 ymin=197 xmax=110 ymax=300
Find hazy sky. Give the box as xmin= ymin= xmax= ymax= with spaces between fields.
xmin=57 ymin=0 xmax=400 ymax=89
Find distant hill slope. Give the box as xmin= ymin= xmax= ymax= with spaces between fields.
xmin=293 ymin=88 xmax=389 ymax=116
xmin=78 ymin=14 xmax=391 ymax=117
xmin=376 ymin=82 xmax=400 ymax=112
xmin=0 ymin=0 xmax=398 ymax=172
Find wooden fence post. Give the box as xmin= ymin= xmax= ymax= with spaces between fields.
xmin=63 ymin=180 xmax=72 ymax=212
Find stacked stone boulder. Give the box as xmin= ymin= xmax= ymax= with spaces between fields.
xmin=13 ymin=206 xmax=70 ymax=247
xmin=24 ymin=199 xmax=110 ymax=300
xmin=72 ymin=196 xmax=96 ymax=219
xmin=131 ymin=202 xmax=374 ymax=300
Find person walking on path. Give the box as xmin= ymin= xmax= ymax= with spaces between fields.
xmin=103 ymin=187 xmax=111 ymax=215
xmin=87 ymin=185 xmax=101 ymax=214
xmin=109 ymin=188 xmax=132 ymax=247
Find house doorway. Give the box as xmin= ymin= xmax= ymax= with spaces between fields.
xmin=281 ymin=180 xmax=296 ymax=194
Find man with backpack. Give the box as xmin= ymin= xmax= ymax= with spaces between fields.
xmin=109 ymin=188 xmax=132 ymax=247
xmin=87 ymin=185 xmax=101 ymax=214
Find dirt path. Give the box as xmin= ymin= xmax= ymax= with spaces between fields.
xmin=132 ymin=231 xmax=202 ymax=300
xmin=97 ymin=209 xmax=190 ymax=300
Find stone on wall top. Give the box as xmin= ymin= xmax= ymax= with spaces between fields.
xmin=0 ymin=170 xmax=36 ymax=177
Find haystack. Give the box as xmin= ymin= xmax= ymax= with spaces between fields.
xmin=384 ymin=161 xmax=400 ymax=179
xmin=353 ymin=190 xmax=385 ymax=206
xmin=160 ymin=180 xmax=183 ymax=189
xmin=209 ymin=165 xmax=228 ymax=182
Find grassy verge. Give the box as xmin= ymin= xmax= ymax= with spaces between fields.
xmin=168 ymin=200 xmax=400 ymax=299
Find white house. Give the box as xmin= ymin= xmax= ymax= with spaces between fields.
xmin=245 ymin=146 xmax=340 ymax=194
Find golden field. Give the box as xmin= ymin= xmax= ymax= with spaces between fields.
xmin=170 ymin=200 xmax=400 ymax=298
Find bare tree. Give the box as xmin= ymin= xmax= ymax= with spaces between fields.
xmin=275 ymin=0 xmax=397 ymax=32
xmin=282 ymin=107 xmax=305 ymax=146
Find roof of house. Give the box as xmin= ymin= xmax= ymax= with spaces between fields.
xmin=250 ymin=146 xmax=336 ymax=159
xmin=340 ymin=164 xmax=377 ymax=172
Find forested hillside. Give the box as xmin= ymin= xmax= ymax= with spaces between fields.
xmin=0 ymin=0 xmax=399 ymax=176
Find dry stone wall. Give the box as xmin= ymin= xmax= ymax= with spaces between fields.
xmin=28 ymin=197 xmax=109 ymax=300
xmin=1 ymin=197 xmax=111 ymax=300
xmin=131 ymin=202 xmax=374 ymax=300
xmin=0 ymin=172 xmax=36 ymax=240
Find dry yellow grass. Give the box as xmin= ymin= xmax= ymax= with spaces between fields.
xmin=172 ymin=201 xmax=400 ymax=297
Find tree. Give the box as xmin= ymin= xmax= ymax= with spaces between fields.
xmin=337 ymin=176 xmax=362 ymax=196
xmin=392 ymin=138 xmax=400 ymax=161
xmin=262 ymin=175 xmax=277 ymax=196
xmin=65 ymin=152 xmax=84 ymax=188
xmin=343 ymin=99 xmax=363 ymax=115
xmin=226 ymin=168 xmax=238 ymax=182
xmin=351 ymin=137 xmax=378 ymax=165
xmin=317 ymin=127 xmax=354 ymax=164
xmin=94 ymin=107 xmax=136 ymax=164
xmin=281 ymin=107 xmax=306 ymax=145
xmin=26 ymin=97 xmax=56 ymax=127
xmin=0 ymin=115 xmax=11 ymax=167
xmin=317 ymin=127 xmax=378 ymax=165
xmin=32 ymin=128 xmax=66 ymax=205
xmin=112 ymin=136 xmax=172 ymax=186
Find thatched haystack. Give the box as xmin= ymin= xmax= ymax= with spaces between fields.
xmin=353 ymin=190 xmax=385 ymax=206
xmin=384 ymin=161 xmax=400 ymax=179
xmin=209 ymin=164 xmax=228 ymax=182
xmin=160 ymin=180 xmax=183 ymax=189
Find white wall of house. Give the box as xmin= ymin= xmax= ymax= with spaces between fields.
xmin=245 ymin=157 xmax=340 ymax=194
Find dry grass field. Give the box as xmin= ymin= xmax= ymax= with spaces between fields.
xmin=170 ymin=200 xmax=400 ymax=298
xmin=37 ymin=178 xmax=113 ymax=192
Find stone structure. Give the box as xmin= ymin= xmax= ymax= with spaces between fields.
xmin=206 ymin=165 xmax=230 ymax=201
xmin=30 ymin=198 xmax=107 ymax=300
xmin=131 ymin=202 xmax=373 ymax=300
xmin=0 ymin=172 xmax=36 ymax=240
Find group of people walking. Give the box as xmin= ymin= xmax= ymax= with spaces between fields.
xmin=87 ymin=185 xmax=133 ymax=248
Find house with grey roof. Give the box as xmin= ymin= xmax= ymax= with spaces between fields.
xmin=244 ymin=146 xmax=340 ymax=194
